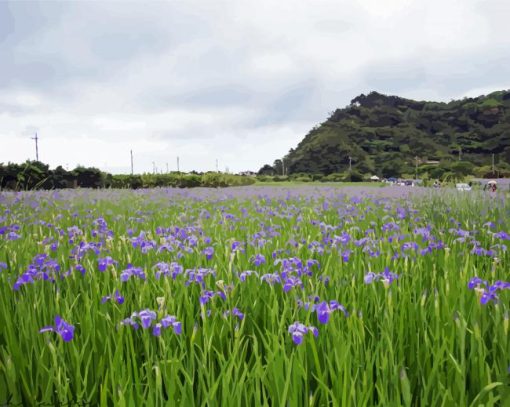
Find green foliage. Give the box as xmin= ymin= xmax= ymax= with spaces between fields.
xmin=1 ymin=189 xmax=509 ymax=405
xmin=321 ymin=172 xmax=345 ymax=182
xmin=261 ymin=90 xmax=510 ymax=178
xmin=0 ymin=163 xmax=255 ymax=190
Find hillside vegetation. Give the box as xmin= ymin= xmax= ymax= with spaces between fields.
xmin=264 ymin=90 xmax=510 ymax=180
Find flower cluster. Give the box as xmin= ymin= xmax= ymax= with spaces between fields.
xmin=120 ymin=264 xmax=146 ymax=282
xmin=153 ymin=261 xmax=184 ymax=280
xmin=364 ymin=267 xmax=399 ymax=287
xmin=121 ymin=309 xmax=182 ymax=336
xmin=13 ymin=254 xmax=61 ymax=290
xmin=468 ymin=277 xmax=510 ymax=304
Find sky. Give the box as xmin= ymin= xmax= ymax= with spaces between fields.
xmin=1 ymin=0 xmax=510 ymax=174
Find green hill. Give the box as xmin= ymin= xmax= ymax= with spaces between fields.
xmin=265 ymin=90 xmax=510 ymax=179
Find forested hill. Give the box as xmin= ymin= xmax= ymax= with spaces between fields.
xmin=276 ymin=90 xmax=510 ymax=178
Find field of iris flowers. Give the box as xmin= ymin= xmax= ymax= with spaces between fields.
xmin=0 ymin=186 xmax=509 ymax=406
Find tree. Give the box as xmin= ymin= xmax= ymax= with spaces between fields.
xmin=258 ymin=164 xmax=276 ymax=176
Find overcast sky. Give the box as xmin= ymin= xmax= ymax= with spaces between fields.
xmin=1 ymin=0 xmax=510 ymax=173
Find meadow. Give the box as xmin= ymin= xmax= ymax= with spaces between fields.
xmin=0 ymin=185 xmax=509 ymax=406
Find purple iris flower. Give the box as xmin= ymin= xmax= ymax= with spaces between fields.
xmin=364 ymin=268 xmax=399 ymax=286
xmin=364 ymin=272 xmax=377 ymax=284
xmin=160 ymin=315 xmax=182 ymax=334
xmin=223 ymin=308 xmax=245 ymax=320
xmin=468 ymin=277 xmax=486 ymax=289
xmin=260 ymin=273 xmax=281 ymax=285
xmin=231 ymin=308 xmax=244 ymax=320
xmin=469 ymin=277 xmax=510 ymax=305
xmin=13 ymin=254 xmax=61 ymax=290
xmin=153 ymin=262 xmax=183 ymax=280
xmin=7 ymin=231 xmax=21 ymax=240
xmin=480 ymin=288 xmax=499 ymax=305
xmin=494 ymin=231 xmax=510 ymax=241
xmin=39 ymin=315 xmax=75 ymax=342
xmin=152 ymin=323 xmax=163 ymax=336
xmin=203 ymin=246 xmax=214 ymax=260
xmin=250 ymin=254 xmax=266 ymax=266
xmin=199 ymin=290 xmax=226 ymax=305
xmin=288 ymin=322 xmax=318 ymax=345
xmin=231 ymin=241 xmax=244 ymax=252
xmin=239 ymin=270 xmax=258 ymax=282
xmin=98 ymin=256 xmax=117 ymax=272
xmin=0 ymin=262 xmax=7 ymax=271
xmin=101 ymin=290 xmax=124 ymax=305
xmin=120 ymin=264 xmax=146 ymax=282
xmin=75 ymin=264 xmax=86 ymax=275
xmin=122 ymin=310 xmax=181 ymax=336
xmin=138 ymin=309 xmax=157 ymax=329
xmin=283 ymin=276 xmax=303 ymax=293
xmin=314 ymin=301 xmax=349 ymax=324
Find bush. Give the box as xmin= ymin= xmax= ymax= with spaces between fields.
xmin=343 ymin=170 xmax=363 ymax=182
xmin=321 ymin=173 xmax=344 ymax=182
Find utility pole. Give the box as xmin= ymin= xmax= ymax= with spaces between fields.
xmin=31 ymin=132 xmax=39 ymax=161
xmin=492 ymin=153 xmax=495 ymax=175
xmin=130 ymin=150 xmax=134 ymax=175
xmin=166 ymin=162 xmax=169 ymax=173
xmin=348 ymin=156 xmax=352 ymax=172
xmin=415 ymin=156 xmax=419 ymax=180
xmin=282 ymin=159 xmax=285 ymax=176
xmin=177 ymin=156 xmax=180 ymax=172
xmin=152 ymin=161 xmax=156 ymax=174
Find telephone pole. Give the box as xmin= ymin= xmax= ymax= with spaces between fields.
xmin=31 ymin=132 xmax=39 ymax=161
xmin=166 ymin=162 xmax=169 ymax=173
xmin=130 ymin=150 xmax=134 ymax=175
xmin=152 ymin=161 xmax=156 ymax=174
xmin=177 ymin=156 xmax=180 ymax=172
xmin=348 ymin=156 xmax=352 ymax=172
xmin=415 ymin=156 xmax=419 ymax=180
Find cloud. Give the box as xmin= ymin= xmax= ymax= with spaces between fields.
xmin=1 ymin=0 xmax=510 ymax=173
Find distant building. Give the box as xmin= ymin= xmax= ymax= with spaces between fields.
xmin=239 ymin=171 xmax=257 ymax=176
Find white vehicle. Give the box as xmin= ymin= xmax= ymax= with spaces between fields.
xmin=456 ymin=183 xmax=472 ymax=191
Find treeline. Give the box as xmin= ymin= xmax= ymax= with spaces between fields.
xmin=259 ymin=159 xmax=510 ymax=182
xmin=0 ymin=161 xmax=256 ymax=190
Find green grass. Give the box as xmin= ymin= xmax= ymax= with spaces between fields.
xmin=0 ymin=188 xmax=509 ymax=406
